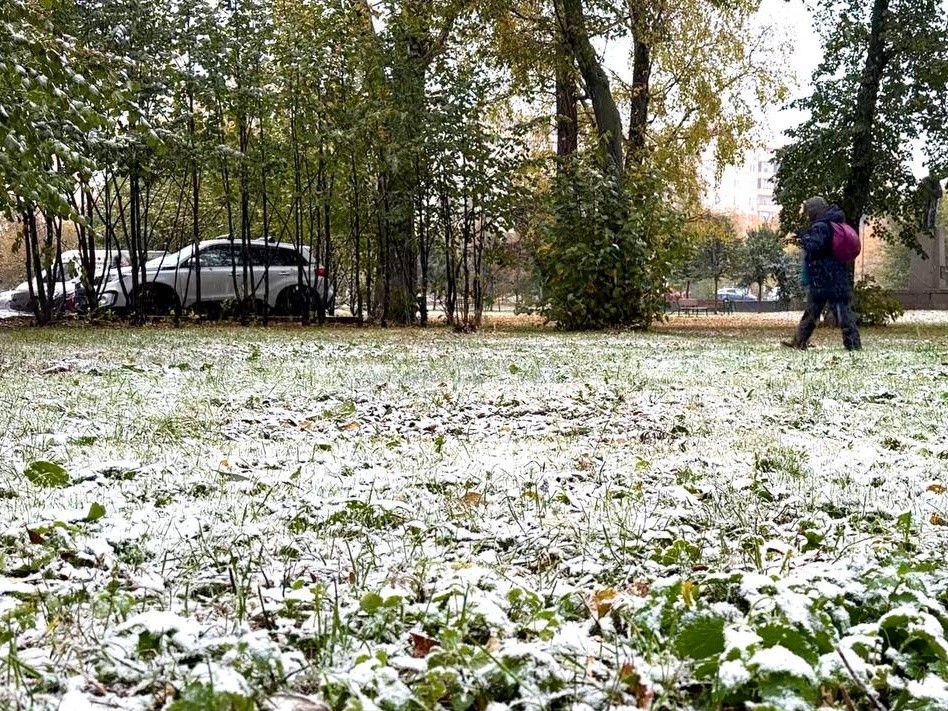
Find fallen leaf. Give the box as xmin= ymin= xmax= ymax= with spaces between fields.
xmin=485 ymin=636 xmax=500 ymax=653
xmin=341 ymin=421 xmax=361 ymax=432
xmin=628 ymin=581 xmax=650 ymax=597
xmin=298 ymin=419 xmax=315 ymax=431
xmin=619 ymin=660 xmax=654 ymax=709
xmin=927 ymin=483 xmax=947 ymax=494
xmin=410 ymin=631 xmax=438 ymax=658
xmin=460 ymin=491 xmax=483 ymax=506
xmin=931 ymin=513 xmax=947 ymax=526
xmin=27 ymin=528 xmax=45 ymax=545
xmin=589 ymin=588 xmax=618 ymax=617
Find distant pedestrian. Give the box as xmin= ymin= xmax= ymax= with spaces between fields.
xmin=781 ymin=196 xmax=861 ymax=351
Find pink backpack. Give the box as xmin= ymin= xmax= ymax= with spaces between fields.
xmin=830 ymin=222 xmax=861 ymax=262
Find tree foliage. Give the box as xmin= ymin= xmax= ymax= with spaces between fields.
xmin=684 ymin=215 xmax=739 ymax=297
xmin=1 ymin=0 xmax=790 ymax=330
xmin=774 ymin=0 xmax=948 ymax=245
xmin=734 ymin=225 xmax=786 ymax=299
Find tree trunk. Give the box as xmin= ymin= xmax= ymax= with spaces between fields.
xmin=556 ymin=0 xmax=624 ymax=177
xmin=378 ymin=53 xmax=425 ymax=325
xmin=555 ymin=40 xmax=579 ymax=159
xmin=842 ymin=0 xmax=890 ymax=228
xmin=626 ymin=34 xmax=651 ymax=168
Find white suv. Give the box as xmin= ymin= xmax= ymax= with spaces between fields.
xmin=98 ymin=239 xmax=333 ymax=316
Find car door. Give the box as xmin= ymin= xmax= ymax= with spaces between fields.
xmin=246 ymin=245 xmax=288 ymax=302
xmin=258 ymin=245 xmax=305 ymax=304
xmin=191 ymin=244 xmax=238 ymax=303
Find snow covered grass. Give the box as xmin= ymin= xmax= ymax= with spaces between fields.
xmin=1 ymin=318 xmax=948 ymax=709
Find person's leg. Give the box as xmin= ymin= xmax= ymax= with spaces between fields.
xmin=785 ymin=292 xmax=825 ymax=347
xmin=834 ymin=298 xmax=861 ymax=350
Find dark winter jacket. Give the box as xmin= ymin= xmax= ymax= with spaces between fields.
xmin=800 ymin=205 xmax=853 ymax=301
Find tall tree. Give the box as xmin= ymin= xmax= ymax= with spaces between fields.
xmin=353 ymin=0 xmax=471 ymax=325
xmin=774 ymin=0 xmax=948 ymax=242
xmin=539 ymin=0 xmax=787 ymax=327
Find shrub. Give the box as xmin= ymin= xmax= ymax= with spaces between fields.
xmin=853 ymin=276 xmax=904 ymax=326
xmin=537 ymin=158 xmax=679 ymax=330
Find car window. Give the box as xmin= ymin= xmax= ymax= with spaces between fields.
xmin=198 ymin=245 xmax=245 ymax=268
xmin=250 ymin=245 xmax=304 ymax=267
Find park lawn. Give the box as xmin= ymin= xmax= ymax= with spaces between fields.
xmin=1 ymin=316 xmax=948 ymax=710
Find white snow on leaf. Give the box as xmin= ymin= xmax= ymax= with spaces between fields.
xmin=748 ymin=645 xmax=817 ymax=683
xmin=191 ymin=661 xmax=251 ymax=696
xmin=724 ymin=626 xmax=762 ymax=653
xmin=718 ymin=659 xmax=751 ymax=689
xmin=906 ymin=674 xmax=948 ymax=704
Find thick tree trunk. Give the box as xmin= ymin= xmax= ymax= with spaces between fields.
xmin=842 ymin=0 xmax=890 ymax=227
xmin=626 ymin=36 xmax=651 ymax=168
xmin=555 ymin=40 xmax=579 ymax=158
xmin=556 ymin=0 xmax=624 ymax=176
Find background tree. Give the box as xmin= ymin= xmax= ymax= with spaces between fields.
xmin=537 ymin=0 xmax=787 ymax=327
xmin=774 ymin=0 xmax=948 ymax=244
xmin=735 ymin=224 xmax=785 ymax=300
xmin=1 ymin=0 xmax=109 ymax=324
xmin=686 ymin=215 xmax=738 ymax=299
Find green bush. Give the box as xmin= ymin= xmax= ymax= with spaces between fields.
xmin=853 ymin=276 xmax=904 ymax=326
xmin=537 ymin=158 xmax=679 ymax=330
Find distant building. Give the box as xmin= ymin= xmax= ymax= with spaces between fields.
xmin=703 ymin=148 xmax=780 ymax=228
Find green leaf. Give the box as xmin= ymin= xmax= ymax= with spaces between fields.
xmin=674 ymin=615 xmax=726 ymax=660
xmin=23 ymin=460 xmax=71 ymax=488
xmin=360 ymin=592 xmax=384 ymax=613
xmin=757 ymin=624 xmax=820 ymax=666
xmin=85 ymin=502 xmax=106 ymax=522
xmin=508 ymin=363 xmax=522 ymax=374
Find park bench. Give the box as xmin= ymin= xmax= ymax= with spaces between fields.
xmin=671 ymin=298 xmax=735 ymax=316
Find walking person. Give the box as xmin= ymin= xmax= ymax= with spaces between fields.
xmin=781 ymin=196 xmax=861 ymax=351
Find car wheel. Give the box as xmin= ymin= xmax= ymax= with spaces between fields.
xmin=275 ymin=285 xmax=317 ymax=317
xmin=134 ymin=285 xmax=180 ymax=317
xmin=239 ymin=297 xmax=268 ymax=317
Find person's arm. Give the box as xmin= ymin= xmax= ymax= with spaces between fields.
xmin=800 ymin=222 xmax=831 ymax=256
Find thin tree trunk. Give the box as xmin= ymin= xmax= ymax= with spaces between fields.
xmin=352 ymin=153 xmax=363 ymax=325
xmin=190 ymin=84 xmax=203 ymax=310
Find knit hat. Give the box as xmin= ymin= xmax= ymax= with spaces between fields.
xmin=803 ymin=196 xmax=828 ymax=222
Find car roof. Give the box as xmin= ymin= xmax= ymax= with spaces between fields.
xmin=203 ymin=237 xmax=303 ymax=249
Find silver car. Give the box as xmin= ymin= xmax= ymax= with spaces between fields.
xmin=98 ymin=239 xmax=333 ymax=316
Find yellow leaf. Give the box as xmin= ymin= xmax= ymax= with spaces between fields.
xmin=927 ymin=483 xmax=947 ymax=494
xmin=931 ymin=513 xmax=947 ymax=526
xmin=681 ymin=580 xmax=696 ymax=608
xmin=589 ymin=588 xmax=618 ymax=617
xmin=219 ymin=458 xmax=230 ymax=471
xmin=341 ymin=421 xmax=361 ymax=432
